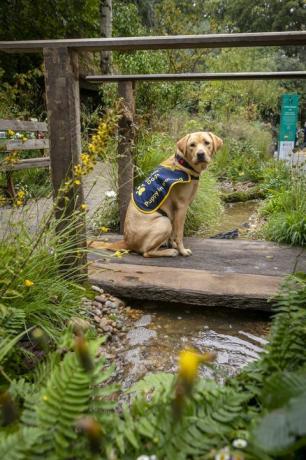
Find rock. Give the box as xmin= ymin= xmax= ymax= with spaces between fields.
xmin=68 ymin=317 xmax=91 ymax=333
xmin=92 ymin=285 xmax=104 ymax=294
xmin=94 ymin=315 xmax=101 ymax=323
xmin=92 ymin=301 xmax=103 ymax=309
xmin=105 ymin=300 xmax=115 ymax=309
xmin=95 ymin=295 xmax=107 ymax=304
xmin=111 ymin=300 xmax=121 ymax=309
xmin=99 ymin=318 xmax=109 ymax=328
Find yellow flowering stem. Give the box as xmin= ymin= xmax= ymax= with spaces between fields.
xmin=173 ymin=349 xmax=216 ymax=420
xmin=75 ymin=335 xmax=94 ymax=373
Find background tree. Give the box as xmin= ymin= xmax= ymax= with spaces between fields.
xmin=100 ymin=0 xmax=113 ymax=74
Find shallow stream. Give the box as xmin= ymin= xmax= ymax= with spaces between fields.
xmin=119 ymin=305 xmax=269 ymax=388
xmin=114 ymin=200 xmax=269 ymax=387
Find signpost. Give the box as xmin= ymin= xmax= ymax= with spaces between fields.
xmin=278 ymin=93 xmax=299 ymax=160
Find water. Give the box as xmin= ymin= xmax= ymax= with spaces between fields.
xmin=114 ymin=199 xmax=267 ymax=387
xmin=210 ymin=200 xmax=259 ymax=236
xmin=120 ymin=304 xmax=270 ymax=387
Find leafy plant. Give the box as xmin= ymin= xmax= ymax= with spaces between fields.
xmin=260 ymin=173 xmax=306 ymax=246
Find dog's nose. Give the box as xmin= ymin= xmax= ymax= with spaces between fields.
xmin=197 ymin=151 xmax=206 ymax=162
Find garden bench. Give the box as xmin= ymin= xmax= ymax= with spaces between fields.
xmin=0 ymin=119 xmax=49 ymax=199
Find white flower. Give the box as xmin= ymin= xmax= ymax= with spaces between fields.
xmin=136 ymin=456 xmax=157 ymax=460
xmin=105 ymin=190 xmax=117 ymax=198
xmin=232 ymin=438 xmax=247 ymax=449
xmin=215 ymin=446 xmax=231 ymax=460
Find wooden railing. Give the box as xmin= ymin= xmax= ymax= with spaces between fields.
xmin=1 ymin=31 xmax=306 ymax=275
xmin=0 ymin=119 xmax=49 ymax=198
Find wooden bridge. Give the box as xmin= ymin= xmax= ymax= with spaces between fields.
xmin=89 ymin=236 xmax=305 ymax=311
xmin=1 ymin=32 xmax=306 ymax=302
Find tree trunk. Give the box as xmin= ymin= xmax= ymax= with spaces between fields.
xmin=100 ymin=0 xmax=112 ymax=74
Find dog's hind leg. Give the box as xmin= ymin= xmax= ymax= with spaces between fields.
xmin=141 ymin=217 xmax=178 ymax=258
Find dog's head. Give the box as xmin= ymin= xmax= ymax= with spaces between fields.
xmin=176 ymin=131 xmax=223 ymax=171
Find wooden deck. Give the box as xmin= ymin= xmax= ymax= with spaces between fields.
xmin=89 ymin=236 xmax=305 ymax=311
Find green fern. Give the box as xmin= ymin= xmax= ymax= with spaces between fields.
xmin=1 ymin=337 xmax=117 ymax=459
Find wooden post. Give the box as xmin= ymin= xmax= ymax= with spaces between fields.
xmin=117 ymin=80 xmax=135 ymax=234
xmin=43 ymin=47 xmax=87 ymax=277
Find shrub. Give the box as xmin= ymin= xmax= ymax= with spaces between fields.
xmin=260 ymin=173 xmax=306 ymax=246
xmin=185 ymin=170 xmax=223 ymax=236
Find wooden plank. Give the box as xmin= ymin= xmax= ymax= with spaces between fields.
xmin=0 ymin=157 xmax=50 ymax=171
xmin=0 ymin=138 xmax=49 ymax=151
xmin=86 ymin=71 xmax=306 ymax=82
xmin=89 ymin=262 xmax=282 ymax=311
xmin=1 ymin=31 xmax=306 ymax=53
xmin=43 ymin=47 xmax=87 ymax=276
xmin=0 ymin=119 xmax=48 ymax=131
xmin=118 ymin=81 xmax=135 ymax=234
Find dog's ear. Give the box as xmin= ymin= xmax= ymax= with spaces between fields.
xmin=208 ymin=132 xmax=223 ymax=154
xmin=176 ymin=134 xmax=190 ymax=156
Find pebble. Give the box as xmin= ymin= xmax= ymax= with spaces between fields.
xmin=95 ymin=295 xmax=107 ymax=304
xmin=99 ymin=318 xmax=109 ymax=328
xmin=105 ymin=300 xmax=115 ymax=309
xmin=92 ymin=285 xmax=104 ymax=294
xmin=92 ymin=301 xmax=103 ymax=309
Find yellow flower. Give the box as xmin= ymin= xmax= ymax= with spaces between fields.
xmin=100 ymin=226 xmax=110 ymax=233
xmin=74 ymin=164 xmax=83 ymax=177
xmin=15 ymin=200 xmax=23 ymax=207
xmin=42 ymin=395 xmax=48 ymax=401
xmin=114 ymin=250 xmax=123 ymax=258
xmin=80 ymin=203 xmax=88 ymax=211
xmin=24 ymin=279 xmax=34 ymax=287
xmin=7 ymin=129 xmax=15 ymax=137
xmin=178 ymin=348 xmax=216 ymax=385
xmin=17 ymin=190 xmax=25 ymax=198
xmin=74 ymin=179 xmax=81 ymax=186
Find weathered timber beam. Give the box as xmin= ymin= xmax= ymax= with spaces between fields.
xmin=0 ymin=157 xmax=50 ymax=171
xmin=117 ymin=81 xmax=135 ymax=234
xmin=0 ymin=119 xmax=48 ymax=131
xmin=43 ymin=47 xmax=87 ymax=277
xmin=0 ymin=139 xmax=49 ymax=151
xmin=1 ymin=31 xmax=306 ymax=53
xmin=86 ymin=71 xmax=306 ymax=82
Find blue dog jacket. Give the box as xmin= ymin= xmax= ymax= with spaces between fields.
xmin=132 ymin=165 xmax=191 ymax=213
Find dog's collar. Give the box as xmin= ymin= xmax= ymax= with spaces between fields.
xmin=175 ymin=153 xmax=200 ymax=180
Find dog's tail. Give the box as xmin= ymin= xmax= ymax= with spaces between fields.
xmin=88 ymin=239 xmax=129 ymax=251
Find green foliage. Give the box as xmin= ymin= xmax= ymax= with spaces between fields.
xmin=260 ymin=173 xmax=306 ymax=246
xmin=198 ymin=48 xmax=281 ymax=122
xmin=0 ymin=209 xmax=88 ymax=383
xmin=253 ymin=367 xmax=306 ymax=456
xmin=185 ymin=171 xmax=223 ymax=236
xmin=0 ymin=335 xmax=117 ymax=460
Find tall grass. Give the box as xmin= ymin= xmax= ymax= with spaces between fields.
xmin=260 ymin=174 xmax=306 ymax=246
xmin=185 ymin=171 xmax=223 ymax=236
xmin=0 ymin=210 xmax=87 ymax=343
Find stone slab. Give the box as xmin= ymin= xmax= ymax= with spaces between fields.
xmin=89 ymin=235 xmax=305 ymax=276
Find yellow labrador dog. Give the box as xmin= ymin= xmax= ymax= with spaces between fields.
xmin=91 ymin=131 xmax=223 ymax=257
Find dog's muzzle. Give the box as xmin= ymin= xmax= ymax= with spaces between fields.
xmin=196 ymin=151 xmax=208 ymax=163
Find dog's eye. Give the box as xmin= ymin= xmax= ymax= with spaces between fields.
xmin=190 ymin=143 xmax=196 ymax=148
xmin=204 ymin=140 xmax=210 ymax=146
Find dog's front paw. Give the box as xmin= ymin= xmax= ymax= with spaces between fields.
xmin=180 ymin=248 xmax=192 ymax=257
